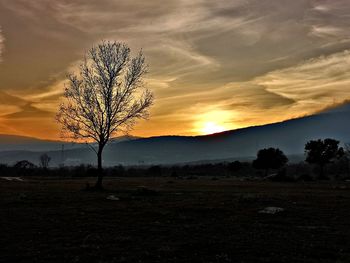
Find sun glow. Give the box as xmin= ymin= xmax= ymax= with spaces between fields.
xmin=195 ymin=110 xmax=235 ymax=135
xmin=201 ymin=122 xmax=226 ymax=134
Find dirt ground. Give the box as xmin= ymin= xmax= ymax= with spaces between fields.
xmin=1 ymin=177 xmax=350 ymax=263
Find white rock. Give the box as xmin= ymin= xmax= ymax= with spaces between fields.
xmin=106 ymin=195 xmax=120 ymax=201
xmin=1 ymin=177 xmax=24 ymax=182
xmin=259 ymin=207 xmax=284 ymax=214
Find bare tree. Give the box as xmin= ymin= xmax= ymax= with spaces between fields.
xmin=39 ymin=153 xmax=51 ymax=169
xmin=57 ymin=41 xmax=154 ymax=188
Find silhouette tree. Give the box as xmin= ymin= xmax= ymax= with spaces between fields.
xmin=39 ymin=153 xmax=51 ymax=169
xmin=57 ymin=41 xmax=154 ymax=189
xmin=252 ymin=148 xmax=288 ymax=176
xmin=14 ymin=160 xmax=36 ymax=170
xmin=305 ymin=138 xmax=344 ymax=179
xmin=14 ymin=160 xmax=36 ymax=176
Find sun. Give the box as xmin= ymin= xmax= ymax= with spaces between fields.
xmin=201 ymin=121 xmax=226 ymax=135
xmin=194 ymin=109 xmax=236 ymax=135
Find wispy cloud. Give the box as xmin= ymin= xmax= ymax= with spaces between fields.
xmin=212 ymin=50 xmax=350 ymax=128
xmin=2 ymin=0 xmax=350 ymax=138
xmin=257 ymin=50 xmax=350 ymax=102
xmin=0 ymin=27 xmax=4 ymax=62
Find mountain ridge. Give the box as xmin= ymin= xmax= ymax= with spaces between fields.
xmin=0 ymin=104 xmax=349 ymax=166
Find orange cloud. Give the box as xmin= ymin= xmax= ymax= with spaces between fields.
xmin=1 ymin=0 xmax=350 ymax=140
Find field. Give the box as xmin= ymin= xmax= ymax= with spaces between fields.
xmin=1 ymin=177 xmax=350 ymax=263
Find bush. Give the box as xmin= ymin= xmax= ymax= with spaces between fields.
xmin=253 ymin=148 xmax=288 ymax=177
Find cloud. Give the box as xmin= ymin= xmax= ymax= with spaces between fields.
xmin=2 ymin=103 xmax=52 ymax=119
xmin=0 ymin=27 xmax=4 ymax=62
xmin=0 ymin=91 xmax=26 ymax=106
xmin=2 ymin=0 xmax=350 ymax=138
xmin=208 ymin=50 xmax=350 ymax=128
xmin=256 ymin=50 xmax=350 ymax=102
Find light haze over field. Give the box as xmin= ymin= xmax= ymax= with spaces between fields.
xmin=0 ymin=0 xmax=350 ymax=139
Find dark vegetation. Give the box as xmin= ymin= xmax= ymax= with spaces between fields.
xmin=305 ymin=138 xmax=344 ymax=179
xmin=1 ymin=159 xmax=349 ymax=181
xmin=1 ymin=138 xmax=350 ymax=182
xmin=252 ymin=148 xmax=288 ymax=177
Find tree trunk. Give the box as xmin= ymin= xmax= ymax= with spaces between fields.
xmin=95 ymin=145 xmax=104 ymax=189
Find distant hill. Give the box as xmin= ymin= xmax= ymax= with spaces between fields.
xmin=0 ymin=104 xmax=349 ymax=166
xmin=0 ymin=134 xmax=139 ymax=152
xmin=0 ymin=135 xmax=139 ymax=165
xmin=0 ymin=134 xmax=77 ymax=152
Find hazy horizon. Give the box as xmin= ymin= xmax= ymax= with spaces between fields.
xmin=1 ymin=0 xmax=350 ymax=140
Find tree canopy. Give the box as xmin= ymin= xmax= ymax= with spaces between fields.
xmin=252 ymin=147 xmax=288 ymax=176
xmin=305 ymin=138 xmax=344 ymax=178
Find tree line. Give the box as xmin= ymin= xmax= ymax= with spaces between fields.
xmin=2 ymin=137 xmax=349 ymax=181
xmin=252 ymin=138 xmax=345 ymax=180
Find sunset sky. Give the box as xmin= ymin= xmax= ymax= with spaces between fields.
xmin=1 ymin=0 xmax=350 ymax=140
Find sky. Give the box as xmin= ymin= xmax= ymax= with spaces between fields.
xmin=0 ymin=0 xmax=350 ymax=140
